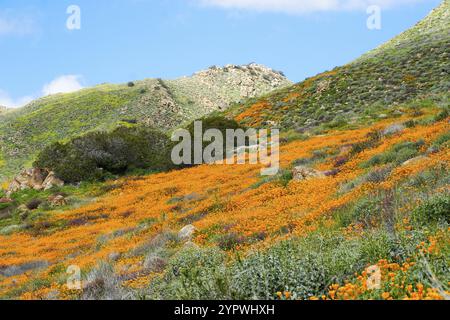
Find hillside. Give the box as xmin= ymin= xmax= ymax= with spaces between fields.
xmin=0 ymin=107 xmax=448 ymax=300
xmin=0 ymin=64 xmax=291 ymax=179
xmin=226 ymin=0 xmax=449 ymax=130
xmin=0 ymin=2 xmax=448 ymax=301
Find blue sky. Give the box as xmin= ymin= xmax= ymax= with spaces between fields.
xmin=0 ymin=0 xmax=442 ymax=107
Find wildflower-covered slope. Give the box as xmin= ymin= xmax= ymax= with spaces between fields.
xmin=0 ymin=107 xmax=448 ymax=299
xmin=226 ymin=0 xmax=449 ymax=129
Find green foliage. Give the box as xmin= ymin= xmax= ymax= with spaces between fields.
xmin=176 ymin=116 xmax=246 ymax=167
xmin=363 ymin=140 xmax=424 ymax=168
xmin=433 ymin=106 xmax=449 ymax=122
xmin=433 ymin=132 xmax=450 ymax=150
xmin=350 ymin=130 xmax=383 ymax=156
xmin=412 ymin=194 xmax=450 ymax=225
xmin=26 ymin=199 xmax=43 ymax=210
xmin=148 ymin=228 xmax=413 ymax=300
xmin=185 ymin=115 xmax=244 ymax=140
xmin=34 ymin=126 xmax=173 ymax=183
xmin=250 ymin=169 xmax=293 ymax=189
xmin=152 ymin=247 xmax=229 ymax=300
xmin=335 ymin=197 xmax=379 ymax=228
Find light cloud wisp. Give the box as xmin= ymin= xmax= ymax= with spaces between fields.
xmin=1 ymin=75 xmax=84 ymax=109
xmin=197 ymin=0 xmax=425 ymax=14
xmin=0 ymin=11 xmax=36 ymax=36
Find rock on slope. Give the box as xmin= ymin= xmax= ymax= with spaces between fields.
xmin=226 ymin=0 xmax=449 ymax=129
xmin=0 ymin=64 xmax=291 ymax=179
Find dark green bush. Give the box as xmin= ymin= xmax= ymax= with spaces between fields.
xmin=433 ymin=107 xmax=449 ymax=122
xmin=174 ymin=116 xmax=246 ymax=167
xmin=363 ymin=140 xmax=424 ymax=168
xmin=350 ymin=130 xmax=383 ymax=155
xmin=26 ymin=199 xmax=43 ymax=210
xmin=432 ymin=132 xmax=450 ymax=150
xmin=35 ymin=126 xmax=173 ymax=183
xmin=412 ymin=194 xmax=450 ymax=225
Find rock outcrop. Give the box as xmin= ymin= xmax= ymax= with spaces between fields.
xmin=7 ymin=169 xmax=64 ymax=196
xmin=47 ymin=195 xmax=67 ymax=207
xmin=292 ymin=166 xmax=326 ymax=181
xmin=178 ymin=225 xmax=196 ymax=242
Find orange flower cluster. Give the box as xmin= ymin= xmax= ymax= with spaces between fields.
xmin=324 ymin=259 xmax=448 ymax=300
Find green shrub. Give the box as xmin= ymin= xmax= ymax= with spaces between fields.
xmin=412 ymin=194 xmax=450 ymax=225
xmin=433 ymin=107 xmax=449 ymax=122
xmin=175 ymin=116 xmax=246 ymax=167
xmin=432 ymin=132 xmax=450 ymax=150
xmin=152 ymin=247 xmax=229 ymax=300
xmin=250 ymin=169 xmax=293 ymax=189
xmin=363 ymin=140 xmax=424 ymax=168
xmin=26 ymin=199 xmax=43 ymax=210
xmin=35 ymin=126 xmax=173 ymax=183
xmin=350 ymin=130 xmax=383 ymax=155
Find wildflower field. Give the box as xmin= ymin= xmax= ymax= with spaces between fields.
xmin=0 ymin=105 xmax=448 ymax=300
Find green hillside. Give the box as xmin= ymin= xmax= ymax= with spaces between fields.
xmin=227 ymin=0 xmax=449 ymax=129
xmin=0 ymin=64 xmax=291 ymax=179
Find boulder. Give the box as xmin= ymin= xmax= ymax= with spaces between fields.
xmin=108 ymin=252 xmax=121 ymax=262
xmin=401 ymin=156 xmax=430 ymax=167
xmin=292 ymin=166 xmax=326 ymax=181
xmin=178 ymin=224 xmax=196 ymax=242
xmin=7 ymin=169 xmax=64 ymax=196
xmin=6 ymin=180 xmax=21 ymax=196
xmin=383 ymin=123 xmax=405 ymax=136
xmin=42 ymin=172 xmax=64 ymax=190
xmin=47 ymin=195 xmax=67 ymax=207
xmin=143 ymin=254 xmax=167 ymax=272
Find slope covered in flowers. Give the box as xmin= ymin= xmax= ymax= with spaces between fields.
xmin=225 ymin=1 xmax=450 ymax=130
xmin=0 ymin=106 xmax=448 ymax=300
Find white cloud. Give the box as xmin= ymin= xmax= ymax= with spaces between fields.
xmin=197 ymin=0 xmax=424 ymax=14
xmin=1 ymin=75 xmax=84 ymax=109
xmin=0 ymin=12 xmax=36 ymax=36
xmin=42 ymin=75 xmax=84 ymax=96
xmin=0 ymin=90 xmax=33 ymax=109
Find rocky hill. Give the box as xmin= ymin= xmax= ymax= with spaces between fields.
xmin=0 ymin=64 xmax=291 ymax=179
xmin=226 ymin=0 xmax=449 ymax=130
